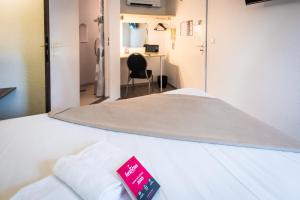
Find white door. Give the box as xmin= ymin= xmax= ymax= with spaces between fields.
xmin=49 ymin=0 xmax=80 ymax=111
xmin=104 ymin=0 xmax=120 ymax=100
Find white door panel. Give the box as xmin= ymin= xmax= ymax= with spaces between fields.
xmin=49 ymin=0 xmax=80 ymax=111
xmin=104 ymin=0 xmax=120 ymax=100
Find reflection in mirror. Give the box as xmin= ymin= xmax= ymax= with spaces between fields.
xmin=122 ymin=23 xmax=148 ymax=48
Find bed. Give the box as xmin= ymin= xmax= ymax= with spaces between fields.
xmin=1 ymin=88 xmax=300 ymax=200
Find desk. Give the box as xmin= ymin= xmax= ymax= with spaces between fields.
xmin=0 ymin=87 xmax=16 ymax=100
xmin=121 ymin=53 xmax=166 ymax=92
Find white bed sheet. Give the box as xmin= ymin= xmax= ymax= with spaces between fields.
xmin=1 ymin=88 xmax=300 ymax=200
xmin=11 ymin=176 xmax=81 ymax=200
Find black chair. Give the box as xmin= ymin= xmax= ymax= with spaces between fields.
xmin=126 ymin=53 xmax=153 ymax=97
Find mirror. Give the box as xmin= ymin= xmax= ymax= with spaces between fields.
xmin=122 ymin=23 xmax=148 ymax=48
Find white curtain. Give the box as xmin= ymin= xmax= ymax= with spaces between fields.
xmin=94 ymin=0 xmax=105 ymax=97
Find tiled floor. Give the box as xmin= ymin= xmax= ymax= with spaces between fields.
xmin=81 ymin=83 xmax=177 ymax=105
xmin=121 ymin=82 xmax=177 ymax=99
xmin=80 ymin=84 xmax=102 ymax=106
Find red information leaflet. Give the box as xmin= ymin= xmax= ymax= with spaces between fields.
xmin=117 ymin=156 xmax=160 ymax=200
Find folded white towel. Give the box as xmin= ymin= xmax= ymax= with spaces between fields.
xmin=53 ymin=142 xmax=131 ymax=200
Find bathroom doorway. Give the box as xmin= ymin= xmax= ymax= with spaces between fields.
xmin=79 ymin=0 xmax=106 ymax=106
xmin=45 ymin=0 xmax=120 ymax=111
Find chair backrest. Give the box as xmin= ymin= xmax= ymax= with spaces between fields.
xmin=127 ymin=53 xmax=147 ymax=73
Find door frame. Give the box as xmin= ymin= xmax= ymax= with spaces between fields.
xmin=43 ymin=0 xmax=119 ymax=111
xmin=44 ymin=0 xmax=51 ymax=112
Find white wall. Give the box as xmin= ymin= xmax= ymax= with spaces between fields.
xmin=120 ymin=16 xmax=169 ymax=85
xmin=0 ymin=0 xmax=45 ymax=119
xmin=79 ymin=0 xmax=100 ymax=85
xmin=165 ymin=0 xmax=207 ymax=89
xmin=207 ymin=0 xmax=300 ymax=137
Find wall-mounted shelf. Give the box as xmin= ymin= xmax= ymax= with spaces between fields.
xmin=121 ymin=13 xmax=174 ymax=20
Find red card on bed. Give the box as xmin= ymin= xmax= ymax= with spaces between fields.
xmin=117 ymin=156 xmax=160 ymax=200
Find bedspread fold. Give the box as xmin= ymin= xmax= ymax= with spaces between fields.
xmin=49 ymin=94 xmax=300 ymax=153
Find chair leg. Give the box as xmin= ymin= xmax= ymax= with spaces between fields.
xmin=126 ymin=77 xmax=131 ymax=97
xmin=148 ymin=79 xmax=151 ymax=94
xmin=132 ymin=78 xmax=135 ymax=89
xmin=151 ymin=76 xmax=154 ymax=92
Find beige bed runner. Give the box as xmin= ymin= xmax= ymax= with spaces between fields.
xmin=49 ymin=94 xmax=300 ymax=153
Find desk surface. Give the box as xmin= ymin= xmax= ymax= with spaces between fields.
xmin=0 ymin=87 xmax=16 ymax=99
xmin=120 ymin=53 xmax=166 ymax=59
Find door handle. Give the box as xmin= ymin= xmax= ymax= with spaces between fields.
xmin=40 ymin=43 xmax=49 ymax=48
xmin=196 ymin=45 xmax=206 ymax=52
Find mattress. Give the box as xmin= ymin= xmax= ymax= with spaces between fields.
xmin=1 ymin=88 xmax=300 ymax=200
